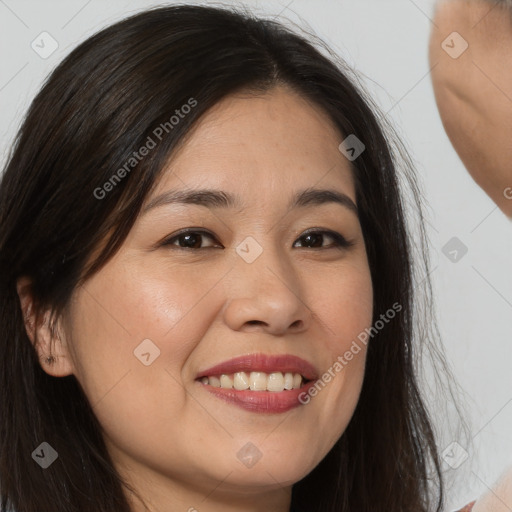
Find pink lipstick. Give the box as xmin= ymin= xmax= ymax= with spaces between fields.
xmin=195 ymin=353 xmax=318 ymax=413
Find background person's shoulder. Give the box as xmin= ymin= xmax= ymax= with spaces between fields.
xmin=456 ymin=501 xmax=476 ymax=512
xmin=472 ymin=465 xmax=512 ymax=512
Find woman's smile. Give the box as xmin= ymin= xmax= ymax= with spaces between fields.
xmin=194 ymin=352 xmax=319 ymax=413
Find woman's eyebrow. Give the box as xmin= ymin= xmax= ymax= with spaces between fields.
xmin=141 ymin=187 xmax=358 ymax=216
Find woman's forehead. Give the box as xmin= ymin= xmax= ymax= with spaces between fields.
xmin=148 ymin=86 xmax=356 ymax=204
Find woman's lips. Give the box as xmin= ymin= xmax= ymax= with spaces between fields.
xmin=196 ymin=379 xmax=317 ymax=413
xmin=195 ymin=353 xmax=319 ymax=381
xmin=195 ymin=353 xmax=319 ymax=413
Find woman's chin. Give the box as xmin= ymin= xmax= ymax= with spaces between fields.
xmin=206 ymin=463 xmax=310 ymax=490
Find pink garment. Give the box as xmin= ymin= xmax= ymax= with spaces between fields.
xmin=457 ymin=501 xmax=476 ymax=512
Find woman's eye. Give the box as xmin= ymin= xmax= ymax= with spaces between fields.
xmin=293 ymin=230 xmax=353 ymax=249
xmin=162 ymin=230 xmax=220 ymax=249
xmin=160 ymin=229 xmax=352 ymax=250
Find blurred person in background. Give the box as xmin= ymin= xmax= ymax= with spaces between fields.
xmin=430 ymin=0 xmax=512 ymax=218
xmin=430 ymin=2 xmax=512 ymax=511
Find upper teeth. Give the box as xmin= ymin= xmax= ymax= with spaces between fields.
xmin=200 ymin=371 xmax=304 ymax=392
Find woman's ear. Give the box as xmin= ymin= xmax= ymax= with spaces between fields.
xmin=16 ymin=276 xmax=75 ymax=377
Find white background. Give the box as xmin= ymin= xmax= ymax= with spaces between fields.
xmin=1 ymin=1 xmax=511 ymax=510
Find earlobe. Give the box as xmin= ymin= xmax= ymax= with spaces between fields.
xmin=16 ymin=276 xmax=75 ymax=378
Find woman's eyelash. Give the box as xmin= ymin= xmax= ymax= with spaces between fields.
xmin=160 ymin=228 xmax=354 ymax=250
xmin=295 ymin=230 xmax=354 ymax=249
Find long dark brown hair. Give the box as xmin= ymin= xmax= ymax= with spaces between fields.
xmin=0 ymin=4 xmax=468 ymax=511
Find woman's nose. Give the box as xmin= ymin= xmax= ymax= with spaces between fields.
xmin=221 ymin=241 xmax=313 ymax=336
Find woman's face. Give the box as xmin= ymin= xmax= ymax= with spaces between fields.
xmin=49 ymin=86 xmax=373 ymax=509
